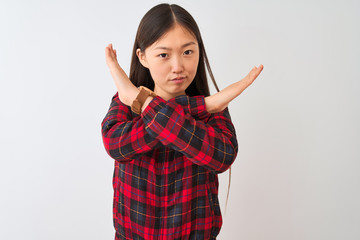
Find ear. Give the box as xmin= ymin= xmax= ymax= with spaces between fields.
xmin=136 ymin=48 xmax=149 ymax=69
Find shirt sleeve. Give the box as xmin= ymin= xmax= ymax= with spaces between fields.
xmin=101 ymin=92 xmax=161 ymax=163
xmin=141 ymin=94 xmax=238 ymax=174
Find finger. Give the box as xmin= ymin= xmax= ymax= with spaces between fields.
xmin=105 ymin=47 xmax=110 ymax=55
xmin=256 ymin=65 xmax=264 ymax=74
xmin=253 ymin=65 xmax=263 ymax=75
xmin=106 ymin=47 xmax=112 ymax=56
xmin=252 ymin=68 xmax=263 ymax=81
xmin=248 ymin=66 xmax=261 ymax=80
xmin=252 ymin=68 xmax=261 ymax=79
xmin=106 ymin=45 xmax=113 ymax=55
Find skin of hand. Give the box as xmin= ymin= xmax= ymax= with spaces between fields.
xmin=105 ymin=43 xmax=140 ymax=106
xmin=204 ymin=65 xmax=264 ymax=113
xmin=105 ymin=43 xmax=263 ymax=113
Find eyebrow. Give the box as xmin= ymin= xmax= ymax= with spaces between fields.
xmin=153 ymin=41 xmax=197 ymax=51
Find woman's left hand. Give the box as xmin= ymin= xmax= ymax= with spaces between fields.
xmin=205 ymin=64 xmax=264 ymax=113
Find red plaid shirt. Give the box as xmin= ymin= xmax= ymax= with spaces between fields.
xmin=101 ymin=92 xmax=238 ymax=240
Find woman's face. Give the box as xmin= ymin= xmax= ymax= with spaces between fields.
xmin=137 ymin=23 xmax=199 ymax=101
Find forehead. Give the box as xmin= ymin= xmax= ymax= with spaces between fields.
xmin=149 ymin=24 xmax=198 ymax=50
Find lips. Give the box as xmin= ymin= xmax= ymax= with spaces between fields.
xmin=171 ymin=76 xmax=185 ymax=81
xmin=171 ymin=77 xmax=185 ymax=84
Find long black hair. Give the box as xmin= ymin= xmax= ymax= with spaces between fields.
xmin=129 ymin=3 xmax=232 ymax=213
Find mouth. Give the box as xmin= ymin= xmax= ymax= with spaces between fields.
xmin=171 ymin=76 xmax=186 ymax=83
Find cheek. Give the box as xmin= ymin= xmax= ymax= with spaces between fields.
xmin=149 ymin=61 xmax=169 ymax=79
xmin=187 ymin=58 xmax=199 ymax=75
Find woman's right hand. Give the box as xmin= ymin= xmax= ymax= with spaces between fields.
xmin=204 ymin=64 xmax=264 ymax=113
xmin=105 ymin=43 xmax=139 ymax=106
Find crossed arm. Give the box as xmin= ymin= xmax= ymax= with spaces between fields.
xmin=104 ymin=43 xmax=263 ymax=113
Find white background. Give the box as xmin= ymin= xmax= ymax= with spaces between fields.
xmin=1 ymin=0 xmax=359 ymax=239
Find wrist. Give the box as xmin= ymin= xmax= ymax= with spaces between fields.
xmin=118 ymin=85 xmax=138 ymax=106
xmin=131 ymin=86 xmax=157 ymax=114
xmin=141 ymin=96 xmax=154 ymax=112
xmin=204 ymin=96 xmax=218 ymax=114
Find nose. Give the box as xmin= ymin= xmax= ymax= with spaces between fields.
xmin=171 ymin=56 xmax=184 ymax=73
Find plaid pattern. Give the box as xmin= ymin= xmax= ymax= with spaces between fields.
xmin=101 ymin=92 xmax=238 ymax=240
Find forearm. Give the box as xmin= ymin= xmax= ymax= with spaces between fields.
xmin=205 ymin=79 xmax=250 ymax=113
xmin=108 ymin=65 xmax=139 ymax=105
xmin=204 ymin=65 xmax=263 ymax=113
xmin=101 ymin=93 xmax=160 ymax=162
xmin=141 ymin=96 xmax=238 ymax=174
xmin=219 ymin=79 xmax=250 ymax=103
xmin=141 ymin=79 xmax=249 ymax=114
xmin=141 ymin=96 xmax=154 ymax=112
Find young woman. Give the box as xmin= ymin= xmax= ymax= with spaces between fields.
xmin=101 ymin=3 xmax=263 ymax=240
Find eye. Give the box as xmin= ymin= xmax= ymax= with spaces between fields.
xmin=184 ymin=50 xmax=193 ymax=55
xmin=159 ymin=53 xmax=168 ymax=58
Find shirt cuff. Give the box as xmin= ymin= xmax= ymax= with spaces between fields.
xmin=140 ymin=94 xmax=211 ymax=120
xmin=189 ymin=95 xmax=211 ymax=120
xmin=140 ymin=96 xmax=167 ymax=119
